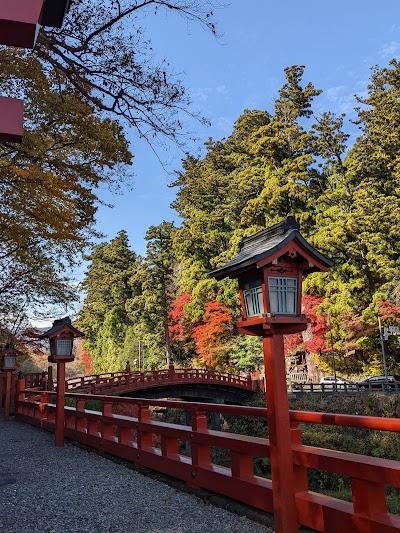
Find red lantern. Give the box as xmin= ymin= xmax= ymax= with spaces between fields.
xmin=210 ymin=217 xmax=333 ymax=336
xmin=40 ymin=317 xmax=84 ymax=363
xmin=0 ymin=343 xmax=20 ymax=371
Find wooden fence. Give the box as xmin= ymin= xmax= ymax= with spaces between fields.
xmin=15 ymin=386 xmax=400 ymax=532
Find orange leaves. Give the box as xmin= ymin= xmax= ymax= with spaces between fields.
xmin=168 ymin=293 xmax=192 ymax=341
xmin=192 ymin=300 xmax=233 ymax=365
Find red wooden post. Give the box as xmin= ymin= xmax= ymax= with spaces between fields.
xmin=101 ymin=401 xmax=114 ymax=441
xmin=76 ymin=399 xmax=86 ymax=432
xmin=191 ymin=408 xmax=210 ymax=468
xmin=263 ymin=334 xmax=298 ymax=533
xmin=55 ymin=361 xmax=66 ymax=447
xmin=3 ymin=370 xmax=12 ymax=420
xmin=47 ymin=366 xmax=53 ymax=391
xmin=0 ymin=373 xmax=3 ymax=409
xmin=15 ymin=376 xmax=26 ymax=416
xmin=137 ymin=403 xmax=152 ymax=450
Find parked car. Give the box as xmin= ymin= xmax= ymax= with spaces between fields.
xmin=357 ymin=375 xmax=400 ymax=391
xmin=319 ymin=376 xmax=355 ymax=391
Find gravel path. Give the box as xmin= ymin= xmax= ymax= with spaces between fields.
xmin=0 ymin=419 xmax=271 ymax=533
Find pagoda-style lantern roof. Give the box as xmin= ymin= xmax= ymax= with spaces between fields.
xmin=210 ymin=217 xmax=333 ymax=336
xmin=40 ymin=317 xmax=84 ymax=363
xmin=210 ymin=217 xmax=333 ymax=280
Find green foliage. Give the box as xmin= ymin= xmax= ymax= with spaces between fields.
xmin=230 ymin=336 xmax=263 ymax=373
xmin=77 ymin=231 xmax=139 ymax=373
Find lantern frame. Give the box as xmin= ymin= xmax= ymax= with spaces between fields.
xmin=210 ymin=217 xmax=333 ymax=337
xmin=0 ymin=343 xmax=21 ymax=372
xmin=40 ymin=317 xmax=84 ymax=363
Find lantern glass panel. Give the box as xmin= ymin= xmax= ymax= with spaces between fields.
xmin=57 ymin=339 xmax=73 ymax=357
xmin=243 ymin=278 xmax=264 ymax=317
xmin=268 ymin=277 xmax=297 ymax=314
xmin=4 ymin=355 xmax=16 ymax=369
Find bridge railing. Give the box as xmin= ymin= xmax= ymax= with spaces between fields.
xmin=14 ymin=386 xmax=400 ymax=532
xmin=63 ymin=367 xmax=253 ymax=395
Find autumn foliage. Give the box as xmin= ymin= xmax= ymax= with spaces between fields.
xmin=192 ymin=300 xmax=233 ymax=365
xmin=302 ymin=295 xmax=329 ymax=354
xmin=169 ymin=293 xmax=192 ymax=341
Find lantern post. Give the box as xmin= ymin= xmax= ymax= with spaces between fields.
xmin=1 ymin=343 xmax=20 ymax=420
xmin=210 ymin=217 xmax=332 ymax=533
xmin=40 ymin=317 xmax=84 ymax=447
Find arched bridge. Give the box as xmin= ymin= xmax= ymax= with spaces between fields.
xmin=64 ymin=367 xmax=258 ymax=404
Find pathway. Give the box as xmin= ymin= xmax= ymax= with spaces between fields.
xmin=0 ymin=419 xmax=271 ymax=533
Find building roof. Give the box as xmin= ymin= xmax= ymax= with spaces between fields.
xmin=209 ymin=216 xmax=333 ymax=280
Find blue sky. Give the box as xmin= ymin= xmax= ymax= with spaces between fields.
xmin=84 ymin=0 xmax=400 ymax=262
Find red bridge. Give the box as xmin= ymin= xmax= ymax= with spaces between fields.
xmin=63 ymin=366 xmax=257 ymax=404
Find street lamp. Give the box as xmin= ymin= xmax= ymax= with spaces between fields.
xmin=210 ymin=216 xmax=332 ymax=533
xmin=1 ymin=343 xmax=21 ymax=420
xmin=40 ymin=317 xmax=84 ymax=447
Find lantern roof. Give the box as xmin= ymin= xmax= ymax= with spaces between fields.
xmin=39 ymin=316 xmax=84 ymax=339
xmin=0 ymin=342 xmax=23 ymax=357
xmin=209 ymin=216 xmax=333 ymax=280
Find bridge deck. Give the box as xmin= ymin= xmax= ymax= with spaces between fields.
xmin=0 ymin=417 xmax=269 ymax=533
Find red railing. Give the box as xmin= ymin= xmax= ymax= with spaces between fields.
xmin=0 ymin=371 xmax=46 ymax=410
xmin=63 ymin=367 xmax=253 ymax=395
xmin=15 ymin=387 xmax=400 ymax=532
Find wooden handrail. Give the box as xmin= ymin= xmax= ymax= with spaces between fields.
xmin=14 ymin=389 xmax=400 ymax=532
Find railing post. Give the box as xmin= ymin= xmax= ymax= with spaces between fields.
xmin=101 ymin=401 xmax=114 ymax=441
xmin=47 ymin=366 xmax=53 ymax=391
xmin=15 ymin=375 xmax=26 ymax=416
xmin=76 ymin=399 xmax=86 ymax=432
xmin=190 ymin=408 xmax=210 ymax=470
xmin=3 ymin=370 xmax=13 ymax=420
xmin=137 ymin=403 xmax=152 ymax=451
xmin=231 ymin=450 xmax=253 ymax=479
xmin=290 ymin=420 xmax=308 ymax=493
xmin=351 ymin=478 xmax=387 ymax=517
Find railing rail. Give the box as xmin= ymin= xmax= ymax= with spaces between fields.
xmin=14 ymin=387 xmax=400 ymax=533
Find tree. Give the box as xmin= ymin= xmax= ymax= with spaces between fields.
xmin=0 ymin=51 xmax=133 ymax=329
xmin=77 ymin=231 xmax=140 ymax=372
xmin=35 ymin=0 xmax=219 ymax=150
xmin=192 ymin=300 xmax=233 ymax=366
xmin=126 ymin=222 xmax=176 ymax=366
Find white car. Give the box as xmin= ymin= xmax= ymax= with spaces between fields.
xmin=320 ymin=376 xmax=354 ymax=390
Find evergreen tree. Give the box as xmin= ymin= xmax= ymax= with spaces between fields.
xmin=77 ymin=231 xmax=140 ymax=372
xmin=126 ymin=222 xmax=176 ymax=367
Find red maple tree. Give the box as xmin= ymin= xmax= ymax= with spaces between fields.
xmin=302 ymin=294 xmax=329 ymax=354
xmin=192 ymin=300 xmax=233 ymax=365
xmin=169 ymin=293 xmax=192 ymax=341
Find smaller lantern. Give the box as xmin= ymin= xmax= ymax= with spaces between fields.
xmin=39 ymin=317 xmax=84 ymax=363
xmin=210 ymin=217 xmax=333 ymax=336
xmin=0 ymin=343 xmax=21 ymax=371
